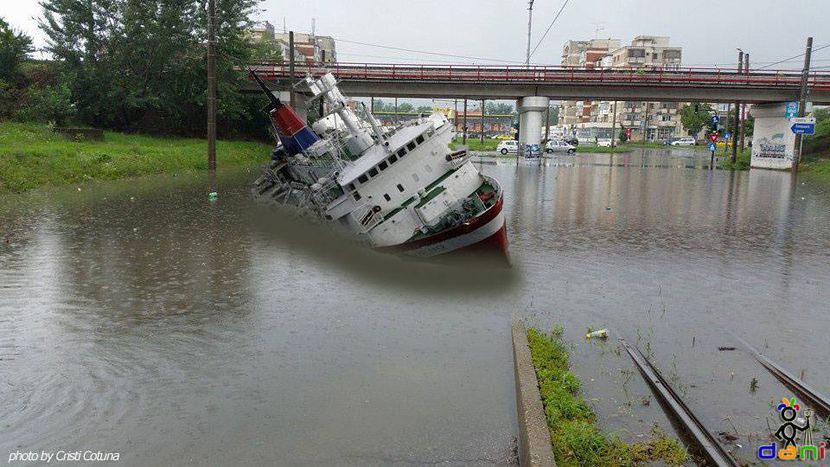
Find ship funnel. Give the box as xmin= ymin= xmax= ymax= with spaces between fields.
xmin=250 ymin=69 xmax=319 ymax=156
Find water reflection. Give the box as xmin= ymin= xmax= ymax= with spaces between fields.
xmin=1 ymin=152 xmax=829 ymax=465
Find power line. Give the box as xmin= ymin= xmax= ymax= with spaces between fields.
xmin=529 ymin=0 xmax=571 ymax=59
xmin=757 ymin=42 xmax=830 ymax=69
xmin=333 ymin=37 xmax=527 ymax=65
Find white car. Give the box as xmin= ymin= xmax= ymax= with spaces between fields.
xmin=596 ymin=139 xmax=613 ymax=148
xmin=497 ymin=140 xmax=519 ymax=155
xmin=545 ymin=140 xmax=577 ymax=154
xmin=671 ymin=137 xmax=696 ymax=146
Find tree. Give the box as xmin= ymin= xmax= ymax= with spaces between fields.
xmin=415 ymin=105 xmax=432 ymax=114
xmin=0 ymin=17 xmax=33 ymax=82
xmin=485 ymin=102 xmax=514 ymax=115
xmin=251 ymin=35 xmax=283 ymax=62
xmin=38 ymin=0 xmax=260 ymax=135
xmin=680 ymin=103 xmax=713 ymax=136
xmin=397 ymin=102 xmax=413 ymax=113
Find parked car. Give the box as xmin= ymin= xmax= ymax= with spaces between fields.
xmin=662 ymin=137 xmax=682 ymax=145
xmin=671 ymin=137 xmax=697 ymax=146
xmin=596 ymin=139 xmax=613 ymax=148
xmin=565 ymin=137 xmax=580 ymax=146
xmin=495 ymin=134 xmax=514 ymax=140
xmin=545 ymin=140 xmax=577 ymax=154
xmin=497 ymin=140 xmax=519 ymax=155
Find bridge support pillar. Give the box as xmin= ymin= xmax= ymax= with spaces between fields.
xmin=279 ymin=91 xmax=308 ymax=122
xmin=750 ymin=103 xmax=797 ymax=170
xmin=517 ymin=96 xmax=550 ymax=154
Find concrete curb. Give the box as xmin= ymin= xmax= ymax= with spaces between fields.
xmin=512 ymin=321 xmax=556 ymax=467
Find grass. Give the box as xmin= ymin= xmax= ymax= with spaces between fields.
xmin=799 ymin=155 xmax=830 ymax=183
xmin=451 ymin=138 xmax=500 ymax=151
xmin=717 ymin=148 xmax=752 ymax=170
xmin=527 ymin=326 xmax=689 ymax=467
xmin=0 ymin=122 xmax=272 ymax=194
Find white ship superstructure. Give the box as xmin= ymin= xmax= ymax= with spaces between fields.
xmin=253 ymin=72 xmax=507 ymax=257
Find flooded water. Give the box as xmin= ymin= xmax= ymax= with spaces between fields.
xmin=2 ymin=149 xmax=829 ymax=466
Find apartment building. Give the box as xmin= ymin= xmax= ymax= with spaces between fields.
xmin=558 ymin=36 xmax=686 ymax=142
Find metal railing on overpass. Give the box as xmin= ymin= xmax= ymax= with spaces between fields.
xmin=247 ymin=61 xmax=830 ymax=90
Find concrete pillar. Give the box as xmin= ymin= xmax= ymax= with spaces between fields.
xmin=279 ymin=91 xmax=308 ymax=122
xmin=517 ymin=96 xmax=550 ymax=155
xmin=750 ymin=103 xmax=796 ymax=170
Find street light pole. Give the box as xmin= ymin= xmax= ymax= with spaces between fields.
xmin=731 ymin=49 xmax=743 ymax=165
xmin=525 ymin=0 xmax=534 ymax=66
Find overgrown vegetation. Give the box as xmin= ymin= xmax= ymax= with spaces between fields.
xmin=718 ymin=148 xmax=752 ymax=170
xmin=0 ymin=122 xmax=270 ymax=193
xmin=0 ymin=3 xmax=271 ymax=138
xmin=527 ymin=326 xmax=689 ymax=467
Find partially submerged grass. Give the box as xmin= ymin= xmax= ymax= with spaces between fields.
xmin=527 ymin=327 xmax=689 ymax=466
xmin=0 ymin=122 xmax=272 ymax=193
xmin=799 ymin=155 xmax=830 ymax=183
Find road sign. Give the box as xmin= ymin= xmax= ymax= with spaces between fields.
xmin=708 ymin=142 xmax=716 ymax=152
xmin=708 ymin=133 xmax=719 ymax=143
xmin=790 ymin=117 xmax=816 ymax=135
xmin=711 ymin=115 xmax=720 ymax=125
xmin=723 ymin=131 xmax=731 ymax=140
xmin=572 ymin=129 xmax=577 ymax=137
xmin=785 ymin=102 xmax=799 ymax=118
xmin=625 ymin=128 xmax=633 ymax=139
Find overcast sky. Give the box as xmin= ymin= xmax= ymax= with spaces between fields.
xmin=5 ymin=0 xmax=830 ymax=69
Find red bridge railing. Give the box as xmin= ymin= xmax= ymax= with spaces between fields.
xmin=246 ymin=61 xmax=830 ymax=90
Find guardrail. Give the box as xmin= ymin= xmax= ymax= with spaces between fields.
xmin=246 ymin=61 xmax=830 ymax=90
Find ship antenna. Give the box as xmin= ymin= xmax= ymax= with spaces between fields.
xmin=248 ymin=68 xmax=281 ymax=113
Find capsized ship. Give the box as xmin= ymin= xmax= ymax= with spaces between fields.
xmin=252 ymin=72 xmax=507 ymax=258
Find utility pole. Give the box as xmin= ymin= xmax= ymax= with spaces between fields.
xmin=370 ymin=97 xmax=374 ymax=113
xmin=731 ymin=50 xmax=743 ymax=164
xmin=794 ymin=37 xmax=814 ymax=170
xmin=288 ymin=31 xmax=296 ymax=109
xmin=394 ymin=97 xmax=398 ymax=125
xmin=454 ymin=99 xmax=459 ymax=133
xmin=611 ymin=100 xmax=618 ymax=150
xmin=206 ymin=0 xmax=217 ymax=172
xmin=462 ymin=99 xmax=468 ymax=145
xmin=642 ymin=102 xmax=650 ymax=144
xmin=525 ymin=0 xmax=534 ymax=66
xmin=318 ymin=50 xmax=326 ymax=118
xmin=480 ymin=100 xmax=485 ymax=144
xmin=740 ymin=53 xmax=749 ymax=151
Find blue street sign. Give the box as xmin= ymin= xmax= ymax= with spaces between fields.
xmin=708 ymin=142 xmax=716 ymax=152
xmin=711 ymin=115 xmax=720 ymax=125
xmin=791 ymin=123 xmax=816 ymax=134
xmin=785 ymin=102 xmax=799 ymax=119
xmin=572 ymin=130 xmax=577 ymax=137
xmin=723 ymin=131 xmax=731 ymax=140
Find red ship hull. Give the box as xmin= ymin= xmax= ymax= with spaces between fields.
xmin=377 ymin=194 xmax=508 ymax=258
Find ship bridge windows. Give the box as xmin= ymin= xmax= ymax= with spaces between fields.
xmin=383 ymin=193 xmax=391 ymax=202
xmin=415 ymin=135 xmax=424 ymax=145
xmin=397 ymin=148 xmax=406 ymax=158
xmin=379 ymin=161 xmax=388 ymax=171
xmin=346 ymin=183 xmax=356 ymax=192
xmin=368 ymin=168 xmax=378 ymax=177
xmin=397 ymin=184 xmax=405 ymax=192
xmin=390 ymin=154 xmax=398 ymax=164
xmin=353 ymin=192 xmax=362 ymax=201
xmin=358 ymin=174 xmax=368 ymax=184
xmin=406 ymin=141 xmax=416 ymax=151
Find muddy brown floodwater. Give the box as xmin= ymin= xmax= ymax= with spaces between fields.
xmin=1 ymin=149 xmax=829 ymax=466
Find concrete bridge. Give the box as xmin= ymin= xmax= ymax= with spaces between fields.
xmin=244 ymin=62 xmax=830 ymax=104
xmin=246 ymin=61 xmax=830 ymax=170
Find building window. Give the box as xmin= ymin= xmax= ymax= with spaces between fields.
xmin=383 ymin=193 xmax=391 ymax=202
xmin=379 ymin=161 xmax=388 ymax=171
xmin=368 ymin=168 xmax=378 ymax=177
xmin=358 ymin=174 xmax=368 ymax=184
xmin=397 ymin=184 xmax=405 ymax=192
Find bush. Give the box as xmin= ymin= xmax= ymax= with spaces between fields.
xmin=15 ymin=79 xmax=75 ymax=125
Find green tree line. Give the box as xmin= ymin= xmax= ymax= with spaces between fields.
xmin=0 ymin=1 xmax=281 ymax=139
